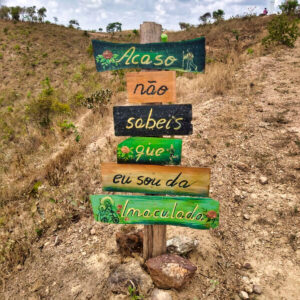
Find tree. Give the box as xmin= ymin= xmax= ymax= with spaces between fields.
xmin=179 ymin=22 xmax=191 ymax=30
xmin=106 ymin=22 xmax=122 ymax=34
xmin=279 ymin=0 xmax=299 ymax=15
xmin=10 ymin=6 xmax=22 ymax=21
xmin=69 ymin=19 xmax=79 ymax=28
xmin=53 ymin=16 xmax=58 ymax=23
xmin=212 ymin=9 xmax=224 ymax=22
xmin=98 ymin=27 xmax=103 ymax=32
xmin=0 ymin=6 xmax=10 ymax=20
xmin=199 ymin=12 xmax=211 ymax=24
xmin=26 ymin=6 xmax=36 ymax=22
xmin=37 ymin=7 xmax=47 ymax=22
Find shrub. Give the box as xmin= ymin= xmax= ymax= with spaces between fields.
xmin=0 ymin=53 xmax=3 ymax=59
xmin=86 ymin=43 xmax=93 ymax=57
xmin=247 ymin=48 xmax=254 ymax=55
xmin=59 ymin=120 xmax=80 ymax=142
xmin=262 ymin=14 xmax=299 ymax=47
xmin=82 ymin=89 xmax=112 ymax=109
xmin=26 ymin=77 xmax=70 ymax=127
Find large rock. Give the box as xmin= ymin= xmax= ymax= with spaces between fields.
xmin=116 ymin=228 xmax=143 ymax=256
xmin=107 ymin=260 xmax=153 ymax=296
xmin=167 ymin=236 xmax=199 ymax=255
xmin=146 ymin=254 xmax=197 ymax=290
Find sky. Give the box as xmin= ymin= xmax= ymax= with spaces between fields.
xmin=2 ymin=0 xmax=284 ymax=31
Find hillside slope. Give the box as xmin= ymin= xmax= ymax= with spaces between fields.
xmin=0 ymin=17 xmax=299 ymax=299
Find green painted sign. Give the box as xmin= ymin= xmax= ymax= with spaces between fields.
xmin=117 ymin=137 xmax=182 ymax=165
xmin=92 ymin=38 xmax=205 ymax=73
xmin=90 ymin=194 xmax=219 ymax=229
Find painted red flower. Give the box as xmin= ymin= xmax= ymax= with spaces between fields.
xmin=117 ymin=210 xmax=121 ymax=214
xmin=102 ymin=50 xmax=113 ymax=59
xmin=207 ymin=210 xmax=217 ymax=219
xmin=117 ymin=205 xmax=123 ymax=209
xmin=125 ymin=217 xmax=129 ymax=221
xmin=121 ymin=146 xmax=130 ymax=154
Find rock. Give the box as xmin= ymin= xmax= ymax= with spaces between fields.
xmin=167 ymin=236 xmax=199 ymax=255
xmin=236 ymin=162 xmax=250 ymax=172
xmin=90 ymin=228 xmax=96 ymax=235
xmin=243 ymin=262 xmax=252 ymax=269
xmin=243 ymin=214 xmax=250 ymax=220
xmin=146 ymin=254 xmax=197 ymax=290
xmin=253 ymin=284 xmax=262 ymax=295
xmin=116 ymin=229 xmax=143 ymax=256
xmin=239 ymin=291 xmax=249 ymax=299
xmin=107 ymin=260 xmax=153 ymax=296
xmin=244 ymin=284 xmax=253 ymax=294
xmin=151 ymin=288 xmax=173 ymax=300
xmin=233 ymin=295 xmax=241 ymax=300
xmin=259 ymin=176 xmax=268 ymax=185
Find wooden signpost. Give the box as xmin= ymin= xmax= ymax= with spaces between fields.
xmin=117 ymin=137 xmax=182 ymax=165
xmin=90 ymin=194 xmax=219 ymax=229
xmin=101 ymin=163 xmax=210 ymax=197
xmin=126 ymin=71 xmax=176 ymax=103
xmin=113 ymin=104 xmax=193 ymax=136
xmin=92 ymin=37 xmax=205 ymax=73
xmin=90 ymin=22 xmax=218 ymax=260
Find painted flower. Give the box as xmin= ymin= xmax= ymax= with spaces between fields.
xmin=121 ymin=146 xmax=130 ymax=154
xmin=102 ymin=50 xmax=113 ymax=59
xmin=125 ymin=217 xmax=129 ymax=221
xmin=117 ymin=210 xmax=121 ymax=214
xmin=117 ymin=205 xmax=123 ymax=209
xmin=206 ymin=210 xmax=217 ymax=219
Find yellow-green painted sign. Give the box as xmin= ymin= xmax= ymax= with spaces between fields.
xmin=117 ymin=137 xmax=182 ymax=165
xmin=90 ymin=194 xmax=219 ymax=229
xmin=92 ymin=38 xmax=205 ymax=73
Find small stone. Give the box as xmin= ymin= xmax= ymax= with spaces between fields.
xmin=234 ymin=294 xmax=241 ymax=300
xmin=239 ymin=291 xmax=249 ymax=299
xmin=236 ymin=162 xmax=250 ymax=172
xmin=259 ymin=176 xmax=268 ymax=185
xmin=243 ymin=214 xmax=250 ymax=220
xmin=151 ymin=288 xmax=172 ymax=300
xmin=244 ymin=285 xmax=253 ymax=294
xmin=107 ymin=260 xmax=153 ymax=296
xmin=116 ymin=228 xmax=143 ymax=256
xmin=243 ymin=262 xmax=252 ymax=269
xmin=146 ymin=254 xmax=197 ymax=290
xmin=253 ymin=284 xmax=262 ymax=294
xmin=54 ymin=236 xmax=61 ymax=246
xmin=167 ymin=236 xmax=199 ymax=255
xmin=90 ymin=228 xmax=96 ymax=235
xmin=16 ymin=264 xmax=22 ymax=271
xmin=82 ymin=251 xmax=86 ymax=256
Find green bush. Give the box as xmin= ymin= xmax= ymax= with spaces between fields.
xmin=279 ymin=0 xmax=299 ymax=15
xmin=86 ymin=43 xmax=93 ymax=57
xmin=0 ymin=53 xmax=3 ymax=59
xmin=262 ymin=14 xmax=299 ymax=47
xmin=26 ymin=77 xmax=70 ymax=127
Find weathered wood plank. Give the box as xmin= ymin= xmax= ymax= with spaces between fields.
xmin=113 ymin=104 xmax=192 ymax=137
xmin=117 ymin=137 xmax=182 ymax=165
xmin=101 ymin=163 xmax=210 ymax=197
xmin=126 ymin=71 xmax=176 ymax=103
xmin=92 ymin=37 xmax=205 ymax=73
xmin=90 ymin=194 xmax=219 ymax=229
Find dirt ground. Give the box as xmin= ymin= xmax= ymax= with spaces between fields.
xmin=1 ymin=39 xmax=300 ymax=300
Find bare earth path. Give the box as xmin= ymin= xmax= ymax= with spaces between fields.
xmin=1 ymin=41 xmax=300 ymax=300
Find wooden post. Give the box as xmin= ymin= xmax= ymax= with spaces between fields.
xmin=140 ymin=22 xmax=167 ymax=260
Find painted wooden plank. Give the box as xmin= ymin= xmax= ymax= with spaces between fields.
xmin=92 ymin=37 xmax=205 ymax=73
xmin=101 ymin=163 xmax=210 ymax=197
xmin=117 ymin=137 xmax=182 ymax=165
xmin=126 ymin=71 xmax=176 ymax=104
xmin=113 ymin=104 xmax=192 ymax=137
xmin=90 ymin=194 xmax=219 ymax=229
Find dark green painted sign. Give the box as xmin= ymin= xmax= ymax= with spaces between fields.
xmin=117 ymin=137 xmax=182 ymax=165
xmin=92 ymin=38 xmax=205 ymax=73
xmin=90 ymin=194 xmax=219 ymax=229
